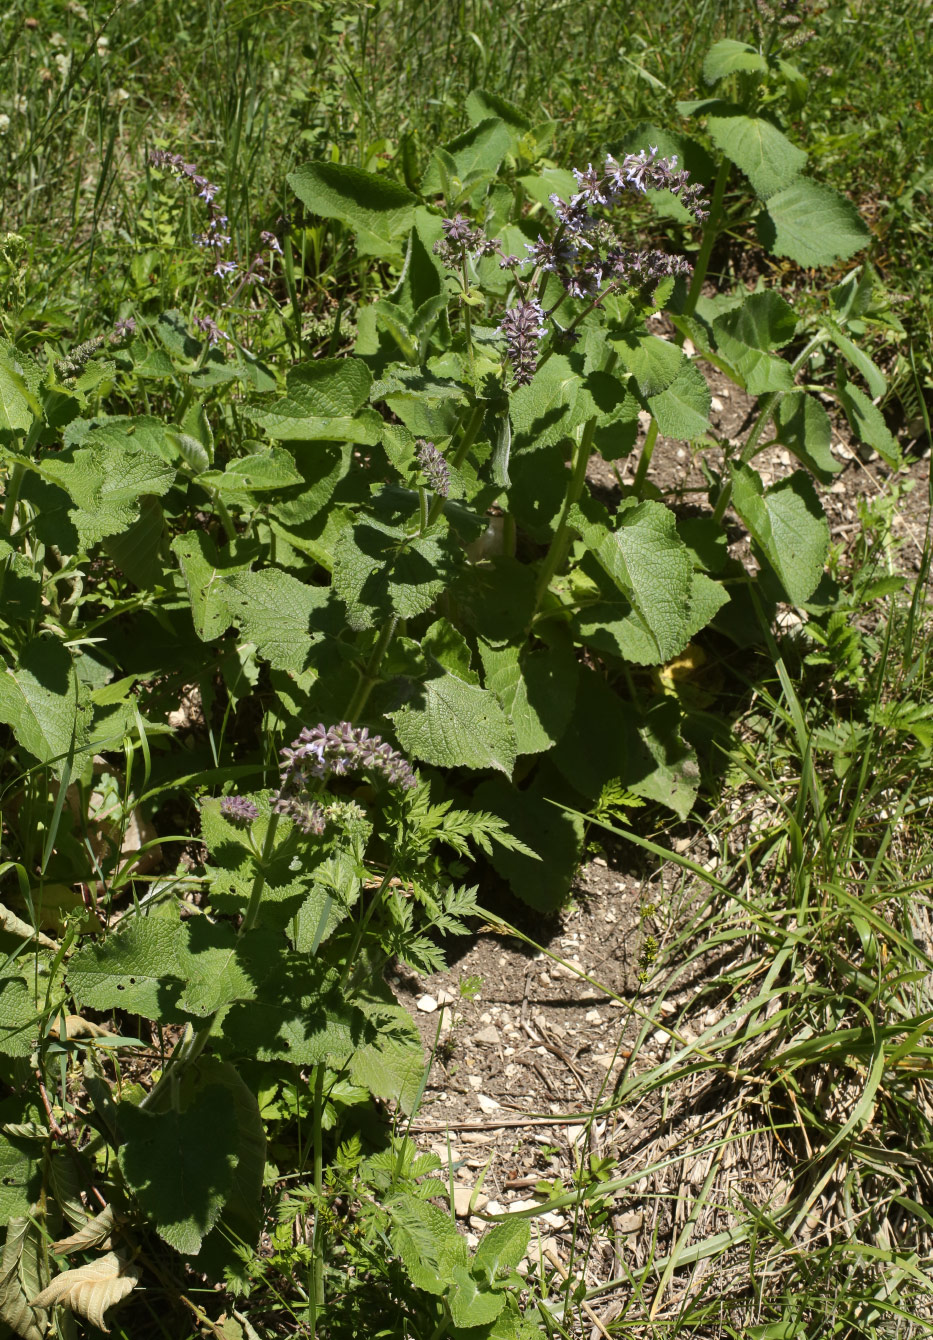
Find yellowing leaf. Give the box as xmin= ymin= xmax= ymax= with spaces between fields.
xmin=32 ymin=1251 xmax=141 ymax=1332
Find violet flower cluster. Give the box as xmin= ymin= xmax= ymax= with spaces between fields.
xmin=220 ymin=795 xmax=260 ymax=824
xmin=274 ymin=723 xmax=417 ymax=835
xmin=416 ymin=439 xmax=450 ymax=497
xmin=148 ymin=148 xmax=284 ymax=335
xmin=529 ymin=148 xmax=707 ymax=302
xmin=498 ymin=300 xmax=548 ymax=387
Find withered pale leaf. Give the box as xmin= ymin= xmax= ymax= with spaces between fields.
xmin=32 ymin=1251 xmax=141 ymax=1332
xmin=0 ymin=1216 xmax=49 ymax=1340
xmin=52 ymin=1203 xmax=116 ymax=1255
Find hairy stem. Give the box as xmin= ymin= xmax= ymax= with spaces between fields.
xmin=531 ymin=415 xmax=597 ymax=618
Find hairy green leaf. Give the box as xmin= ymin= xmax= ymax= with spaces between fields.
xmin=119 ymin=1086 xmax=238 ymax=1255
xmin=334 ymin=517 xmax=457 ymax=631
xmin=773 ymin=391 xmax=841 ymax=481
xmin=706 ymin=105 xmax=806 ymax=198
xmin=731 ymin=464 xmax=830 ymax=604
xmin=702 ymin=39 xmax=768 ymax=83
xmin=0 ymin=637 xmax=90 ymax=777
xmin=837 ymin=381 xmax=900 ymax=467
xmin=758 ymin=179 xmax=870 ymax=267
xmin=288 ymin=162 xmax=417 ymax=257
xmin=389 ymin=664 xmax=517 ymax=774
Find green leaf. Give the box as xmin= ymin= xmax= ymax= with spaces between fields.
xmin=333 ymin=517 xmax=457 ymax=631
xmin=0 ymin=350 xmax=40 ymax=436
xmin=556 ymin=671 xmax=699 ymax=818
xmin=222 ymin=568 xmax=340 ymax=672
xmin=197 ymin=446 xmax=304 ymax=503
xmin=570 ymin=498 xmax=717 ymax=663
xmin=713 ymin=290 xmax=797 ymax=352
xmin=837 ymin=382 xmax=900 ymax=467
xmin=217 ymin=973 xmax=364 ymax=1066
xmin=465 ymin=89 xmax=531 ymax=132
xmin=706 ymin=105 xmax=806 ymax=198
xmin=508 ymin=353 xmax=582 ymax=450
xmin=711 ymin=294 xmax=797 ymax=394
xmin=731 ymin=464 xmax=829 ymax=604
xmin=175 ymin=921 xmax=276 ymax=1018
xmin=0 ymin=637 xmax=89 ymax=778
xmin=0 ymin=977 xmax=38 ymax=1058
xmin=171 ymin=532 xmax=257 ymax=642
xmin=68 ymin=915 xmax=187 ymax=1019
xmin=447 ymin=1265 xmax=505 ymax=1327
xmin=288 ymin=162 xmax=417 ymax=257
xmin=474 ymin=1217 xmax=530 ymax=1281
xmin=758 ymin=180 xmax=870 ymax=267
xmin=610 ymin=332 xmax=684 ymax=397
xmin=102 ymin=495 xmax=166 ymax=588
xmin=773 ymin=392 xmax=842 ymax=481
xmin=0 ymin=539 xmax=42 ymax=625
xmin=247 ymin=358 xmax=373 ymax=442
xmin=702 ymin=39 xmax=768 ymax=83
xmin=451 ymin=557 xmax=538 ymax=641
xmin=388 ymin=1194 xmax=467 ymax=1294
xmin=422 ymin=117 xmax=512 ymax=196
xmin=38 ymin=437 xmax=175 ymax=548
xmin=389 ymin=664 xmax=517 ymax=775
xmin=118 ymin=1086 xmax=238 ymax=1255
xmin=350 ymin=1009 xmax=426 ymax=1115
xmin=181 ymin=1059 xmax=266 ymax=1274
xmin=474 ymin=776 xmax=583 ymax=910
xmin=0 ymin=1102 xmax=43 ymax=1222
xmin=828 ymin=327 xmax=886 ymax=399
xmin=646 ymin=359 xmax=711 ymax=440
xmin=479 ymin=640 xmax=578 ymax=755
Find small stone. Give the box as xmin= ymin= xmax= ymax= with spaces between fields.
xmin=541 ymin=1211 xmax=566 ymax=1229
xmin=593 ymin=856 xmax=607 ymax=868
xmin=615 ymin=1211 xmax=643 ymax=1233
xmin=438 ymin=1008 xmax=454 ymax=1033
xmin=593 ymin=1053 xmax=618 ymax=1069
xmin=436 ymin=988 xmax=457 ymax=1006
xmin=454 ymin=1185 xmax=488 ymax=1217
xmin=584 ymin=1009 xmax=602 ymax=1023
xmin=417 ymin=994 xmax=438 ymax=1013
xmin=509 ymin=1198 xmax=540 ymax=1214
xmin=710 ymin=395 xmax=723 ymax=412
xmin=474 ymin=1025 xmax=501 ymax=1046
xmin=484 ymin=1199 xmax=503 ymax=1216
xmin=466 ymin=1231 xmax=479 ymax=1247
xmin=539 ymin=972 xmax=551 ymax=986
xmin=461 ymin=1131 xmax=493 ymax=1145
xmin=468 ymin=1074 xmax=483 ymax=1090
xmin=479 ymin=1011 xmax=492 ymax=1025
xmin=477 ymin=1093 xmax=500 ymax=1114
xmin=504 ymin=1063 xmax=518 ymax=1078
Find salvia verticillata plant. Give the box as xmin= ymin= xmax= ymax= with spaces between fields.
xmin=0 ymin=29 xmax=908 ymax=1339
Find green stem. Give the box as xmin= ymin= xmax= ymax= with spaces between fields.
xmin=309 ymin=1064 xmax=326 ymax=1339
xmin=531 ymin=415 xmax=597 ymax=618
xmin=681 ymin=155 xmax=732 ymax=327
xmin=711 ymin=331 xmax=827 ymax=525
xmin=141 ymin=811 xmax=281 ymax=1112
xmin=344 ymin=616 xmax=400 ymax=723
xmin=629 ymin=417 xmax=660 ymax=495
xmin=0 ymin=460 xmax=24 ymax=534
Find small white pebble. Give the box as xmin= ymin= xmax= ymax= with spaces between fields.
xmin=417 ymin=994 xmax=438 ymax=1013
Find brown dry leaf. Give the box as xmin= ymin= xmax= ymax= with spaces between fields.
xmin=32 ymin=1251 xmax=141 ymax=1332
xmin=52 ymin=1204 xmax=116 ymax=1255
xmin=48 ymin=1015 xmax=113 ymax=1041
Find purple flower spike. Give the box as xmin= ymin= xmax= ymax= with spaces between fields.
xmin=416 ymin=440 xmax=450 ymax=498
xmin=499 ymin=299 xmax=547 ymax=386
xmin=220 ymin=795 xmax=260 ymax=823
xmin=275 ymin=722 xmax=418 ymax=824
